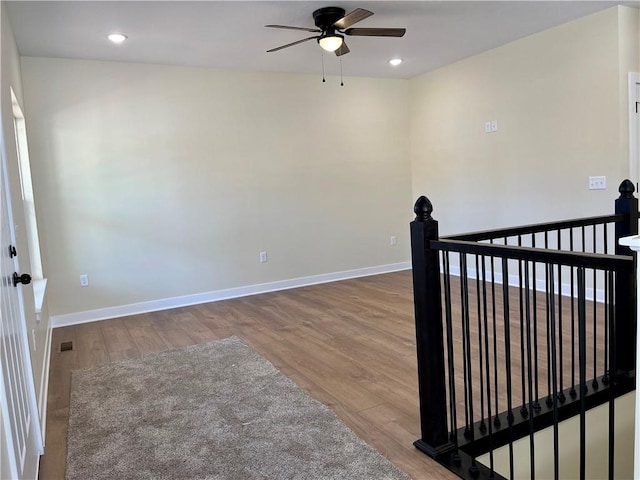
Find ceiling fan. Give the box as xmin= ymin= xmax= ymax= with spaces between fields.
xmin=265 ymin=7 xmax=406 ymax=56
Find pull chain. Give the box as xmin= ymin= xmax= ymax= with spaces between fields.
xmin=322 ymin=51 xmax=326 ymax=83
xmin=340 ymin=56 xmax=344 ymax=86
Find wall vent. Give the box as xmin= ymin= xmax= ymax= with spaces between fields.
xmin=60 ymin=341 xmax=73 ymax=352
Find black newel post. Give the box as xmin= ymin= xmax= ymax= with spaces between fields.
xmin=614 ymin=179 xmax=638 ymax=377
xmin=411 ymin=196 xmax=454 ymax=458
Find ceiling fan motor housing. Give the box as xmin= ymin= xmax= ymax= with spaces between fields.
xmin=313 ymin=7 xmax=346 ymax=30
xmin=265 ymin=7 xmax=404 ymax=55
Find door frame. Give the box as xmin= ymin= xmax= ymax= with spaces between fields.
xmin=632 ymin=71 xmax=640 ymax=480
xmin=628 ymin=72 xmax=640 ymax=184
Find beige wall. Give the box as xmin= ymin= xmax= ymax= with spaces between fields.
xmin=20 ymin=58 xmax=412 ymax=317
xmin=410 ymin=6 xmax=639 ymax=236
xmin=0 ymin=1 xmax=50 ymax=429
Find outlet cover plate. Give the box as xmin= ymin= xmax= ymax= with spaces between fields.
xmin=588 ymin=176 xmax=606 ymax=190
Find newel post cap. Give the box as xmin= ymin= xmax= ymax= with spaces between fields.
xmin=619 ymin=179 xmax=635 ymax=199
xmin=414 ymin=196 xmax=433 ymax=221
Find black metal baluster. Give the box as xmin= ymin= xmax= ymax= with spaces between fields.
xmin=502 ymin=258 xmax=514 ymax=478
xmin=443 ymin=253 xmax=459 ymax=457
xmin=502 ymin=257 xmax=515 ymax=480
xmin=475 ymin=255 xmax=486 ymax=433
xmin=524 ymin=260 xmax=536 ymax=479
xmin=547 ymin=264 xmax=560 ymax=480
xmin=457 ymin=253 xmax=477 ymax=478
xmin=557 ymin=230 xmax=565 ymax=402
xmin=607 ymin=270 xmax=616 ymax=480
xmin=570 ymin=230 xmax=577 ymax=398
xmin=603 ymin=224 xmax=610 ymax=384
xmin=460 ymin=254 xmax=474 ymax=437
xmin=545 ymin=232 xmax=552 ymax=405
xmin=592 ymin=228 xmax=599 ymax=388
xmin=490 ymin=247 xmax=500 ymax=428
xmin=578 ymin=267 xmax=587 ymax=480
xmin=481 ymin=256 xmax=495 ymax=476
xmin=532 ymin=233 xmax=540 ymax=410
xmin=518 ymin=236 xmax=527 ymax=417
xmin=603 ymin=265 xmax=609 ymax=384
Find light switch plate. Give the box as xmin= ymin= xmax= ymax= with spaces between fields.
xmin=588 ymin=176 xmax=606 ymax=190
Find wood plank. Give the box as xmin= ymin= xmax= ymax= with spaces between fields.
xmin=75 ymin=323 xmax=108 ymax=369
xmin=101 ymin=322 xmax=136 ymax=353
xmin=128 ymin=325 xmax=171 ymax=355
xmin=172 ymin=311 xmax=219 ymax=344
xmin=38 ymin=407 xmax=70 ymax=480
xmin=107 ymin=348 xmax=141 ymax=362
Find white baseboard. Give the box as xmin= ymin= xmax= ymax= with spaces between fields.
xmin=38 ymin=323 xmax=52 ymax=446
xmin=51 ymin=262 xmax=411 ymax=328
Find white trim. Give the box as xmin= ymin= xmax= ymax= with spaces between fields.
xmin=32 ymin=322 xmax=51 ymax=480
xmin=33 ymin=278 xmax=47 ymax=321
xmin=51 ymin=262 xmax=411 ymax=328
xmin=629 ymin=73 xmax=640 ymax=183
xmin=37 ymin=323 xmax=52 ymax=446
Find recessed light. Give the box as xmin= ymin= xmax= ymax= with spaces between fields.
xmin=107 ymin=33 xmax=127 ymax=44
xmin=389 ymin=58 xmax=403 ymax=66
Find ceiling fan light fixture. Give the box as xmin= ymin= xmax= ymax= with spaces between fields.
xmin=318 ymin=34 xmax=344 ymax=52
xmin=107 ymin=33 xmax=127 ymax=44
xmin=389 ymin=58 xmax=403 ymax=66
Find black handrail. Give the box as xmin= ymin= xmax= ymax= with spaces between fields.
xmin=432 ymin=239 xmax=633 ymax=271
xmin=448 ymin=214 xmax=623 ymax=242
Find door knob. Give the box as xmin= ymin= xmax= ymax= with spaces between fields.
xmin=13 ymin=272 xmax=31 ymax=287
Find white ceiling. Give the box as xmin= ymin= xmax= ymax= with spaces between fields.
xmin=6 ymin=1 xmax=639 ymax=80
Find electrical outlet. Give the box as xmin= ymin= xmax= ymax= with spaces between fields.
xmin=80 ymin=274 xmax=89 ymax=287
xmin=259 ymin=251 xmax=268 ymax=263
xmin=390 ymin=236 xmax=397 ymax=246
xmin=485 ymin=122 xmax=491 ymax=133
xmin=490 ymin=120 xmax=498 ymax=132
xmin=588 ymin=176 xmax=607 ymax=190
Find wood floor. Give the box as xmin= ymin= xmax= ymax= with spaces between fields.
xmin=40 ymin=270 xmax=458 ymax=480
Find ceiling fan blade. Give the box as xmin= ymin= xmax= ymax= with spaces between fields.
xmin=344 ymin=28 xmax=406 ymax=37
xmin=335 ymin=43 xmax=350 ymax=57
xmin=265 ymin=25 xmax=321 ymax=33
xmin=266 ymin=36 xmax=319 ymax=53
xmin=333 ymin=8 xmax=373 ymax=29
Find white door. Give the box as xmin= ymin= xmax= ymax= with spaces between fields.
xmin=0 ymin=144 xmax=42 ymax=479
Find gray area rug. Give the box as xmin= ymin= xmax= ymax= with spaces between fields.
xmin=67 ymin=336 xmax=409 ymax=479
